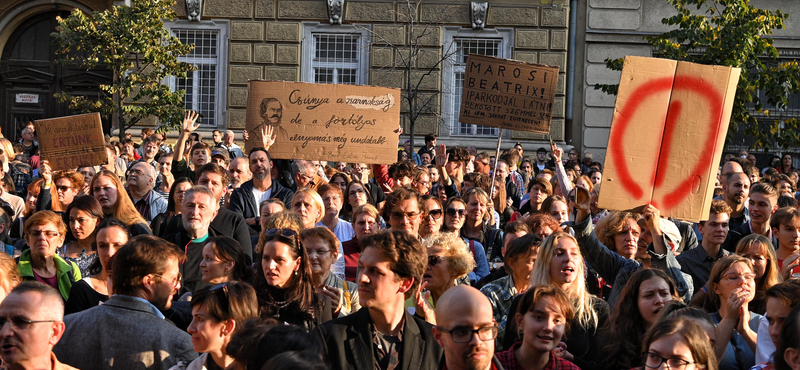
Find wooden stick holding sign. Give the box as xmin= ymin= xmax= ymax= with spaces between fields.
xmin=34 ymin=112 xmax=108 ymax=171
xmin=245 ymin=81 xmax=401 ymax=164
xmin=597 ymin=56 xmax=740 ymax=222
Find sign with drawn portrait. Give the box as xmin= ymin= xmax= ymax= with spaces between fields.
xmin=246 ymin=81 xmax=401 ymax=164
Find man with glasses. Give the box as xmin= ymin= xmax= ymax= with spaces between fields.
xmin=314 ymin=230 xmax=441 ymax=370
xmin=54 ymin=235 xmax=196 ymax=369
xmin=293 ymin=160 xmax=326 ymax=192
xmin=385 ymin=188 xmax=424 ymax=238
xmin=433 ymin=285 xmax=501 ymax=370
xmin=126 ymin=161 xmax=167 ymax=222
xmin=0 ymin=282 xmax=75 ymax=370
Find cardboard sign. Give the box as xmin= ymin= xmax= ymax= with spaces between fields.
xmin=246 ymin=81 xmax=401 ymax=164
xmin=458 ymin=54 xmax=559 ymax=134
xmin=598 ymin=56 xmax=740 ymax=222
xmin=34 ymin=113 xmax=107 ymax=171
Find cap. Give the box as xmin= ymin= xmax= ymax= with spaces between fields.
xmin=211 ymin=148 xmax=230 ymax=162
xmin=0 ymin=201 xmax=13 ymax=220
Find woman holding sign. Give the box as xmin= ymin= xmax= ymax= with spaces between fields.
xmin=89 ymin=170 xmax=152 ymax=236
xmin=36 ymin=162 xmax=83 ymax=213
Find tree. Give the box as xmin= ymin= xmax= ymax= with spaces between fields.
xmin=595 ymin=0 xmax=800 ymax=150
xmin=51 ymin=0 xmax=195 ymax=140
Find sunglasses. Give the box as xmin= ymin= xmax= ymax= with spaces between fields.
xmin=428 ymin=255 xmax=449 ymax=266
xmin=265 ymin=228 xmax=300 ymax=245
xmin=445 ymin=208 xmax=465 ymax=217
xmin=426 ymin=209 xmax=443 ymax=219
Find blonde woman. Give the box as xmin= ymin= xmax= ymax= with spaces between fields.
xmin=291 ymin=188 xmax=324 ymax=230
xmin=411 ymin=232 xmax=475 ymax=324
xmin=502 ymin=231 xmax=609 ymax=369
xmin=89 ymin=170 xmax=151 ymax=236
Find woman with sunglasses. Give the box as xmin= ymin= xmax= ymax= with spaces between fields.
xmin=36 ymin=163 xmax=83 ymax=213
xmin=341 ymin=204 xmax=380 ymax=282
xmin=61 ymin=195 xmax=103 ymax=277
xmin=635 ymin=316 xmax=718 ymax=370
xmin=65 ymin=218 xmax=130 ymax=314
xmin=412 ymin=232 xmax=475 ymax=322
xmin=440 ymin=196 xmax=490 ymax=284
xmin=462 ymin=188 xmax=505 ymax=264
xmin=496 ymin=285 xmax=579 ymax=370
xmin=176 ymin=282 xmax=260 ymax=370
xmin=706 ymin=255 xmax=761 ymax=370
xmin=253 ymin=228 xmax=333 ymax=330
xmin=419 ymin=195 xmax=443 ymax=239
xmin=301 ymin=227 xmax=360 ymax=317
xmin=89 ymin=169 xmax=151 ymax=236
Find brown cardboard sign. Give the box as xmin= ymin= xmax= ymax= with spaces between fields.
xmin=246 ymin=81 xmax=401 ymax=164
xmin=34 ymin=112 xmax=107 ymax=171
xmin=458 ymin=54 xmax=559 ymax=134
xmin=598 ymin=56 xmax=741 ymax=222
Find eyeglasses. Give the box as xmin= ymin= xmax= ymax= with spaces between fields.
xmin=428 ymin=255 xmax=449 ymax=266
xmin=445 ymin=208 xmax=466 ymax=217
xmin=55 ymin=185 xmax=73 ymax=192
xmin=436 ymin=325 xmax=498 ymax=343
xmin=0 ymin=316 xmax=57 ymax=330
xmin=643 ymin=351 xmax=695 ymax=369
xmin=349 ymin=188 xmax=366 ymax=197
xmin=127 ymin=168 xmax=145 ymax=176
xmin=27 ymin=230 xmax=60 ymax=238
xmin=426 ymin=209 xmax=443 ymax=220
xmin=390 ymin=211 xmax=420 ymax=220
xmin=323 ymin=195 xmax=341 ymax=202
xmin=307 ymin=248 xmax=331 ymax=257
xmin=154 ymin=272 xmax=182 ymax=288
xmin=723 ymin=273 xmax=756 ymax=282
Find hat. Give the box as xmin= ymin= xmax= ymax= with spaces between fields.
xmin=211 ymin=148 xmax=230 ymax=162
xmin=537 ymin=147 xmax=547 ymax=154
xmin=0 ymin=201 xmax=13 ymax=220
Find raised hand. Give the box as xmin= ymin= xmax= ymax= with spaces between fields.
xmin=780 ymin=253 xmax=800 ymax=280
xmin=573 ymin=185 xmax=591 ymax=212
xmin=318 ymin=285 xmax=342 ymax=315
xmin=550 ymin=141 xmax=563 ymax=163
xmin=261 ymin=124 xmax=276 ymax=150
xmin=242 ymin=129 xmax=250 ymax=141
xmin=642 ymin=205 xmax=662 ymax=234
xmin=182 ymin=111 xmax=200 ymax=133
xmin=40 ymin=160 xmax=52 ymax=185
xmin=434 ymin=143 xmax=449 ymax=168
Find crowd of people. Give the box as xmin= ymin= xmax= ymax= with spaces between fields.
xmin=1 ymin=112 xmax=800 ymax=370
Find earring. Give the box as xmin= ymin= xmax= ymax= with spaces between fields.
xmin=294 ymin=271 xmax=298 ymax=276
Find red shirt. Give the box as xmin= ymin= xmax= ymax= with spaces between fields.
xmin=342 ymin=238 xmax=361 ymax=282
xmin=495 ymin=343 xmax=582 ymax=370
xmin=777 ymin=257 xmax=800 ymax=276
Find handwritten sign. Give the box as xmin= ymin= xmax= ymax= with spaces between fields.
xmin=246 ymin=81 xmax=401 ymax=164
xmin=34 ymin=113 xmax=107 ymax=171
xmin=458 ymin=54 xmax=559 ymax=134
xmin=598 ymin=56 xmax=740 ymax=222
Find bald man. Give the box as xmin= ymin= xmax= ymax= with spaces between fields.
xmin=432 ymin=286 xmax=502 ymax=370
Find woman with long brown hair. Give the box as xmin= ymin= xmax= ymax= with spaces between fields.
xmin=89 ymin=169 xmax=151 ymax=236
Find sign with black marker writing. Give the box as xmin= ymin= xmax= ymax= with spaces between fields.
xmin=459 ymin=54 xmax=559 ymax=134
xmin=246 ymin=81 xmax=401 ymax=164
xmin=34 ymin=112 xmax=107 ymax=170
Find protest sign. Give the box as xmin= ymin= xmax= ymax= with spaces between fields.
xmin=34 ymin=112 xmax=108 ymax=171
xmin=458 ymin=54 xmax=559 ymax=134
xmin=246 ymin=81 xmax=401 ymax=164
xmin=597 ymin=56 xmax=741 ymax=222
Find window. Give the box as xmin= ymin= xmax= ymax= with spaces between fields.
xmin=442 ymin=27 xmax=513 ymax=137
xmin=302 ymin=23 xmax=370 ymax=85
xmin=164 ymin=21 xmax=229 ymax=127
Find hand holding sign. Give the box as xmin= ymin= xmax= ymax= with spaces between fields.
xmin=261 ymin=124 xmax=276 ymax=151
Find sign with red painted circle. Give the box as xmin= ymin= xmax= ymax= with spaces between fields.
xmin=598 ymin=56 xmax=740 ymax=222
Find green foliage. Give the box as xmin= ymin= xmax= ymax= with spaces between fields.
xmin=595 ymin=0 xmax=800 ymax=150
xmin=51 ymin=0 xmax=195 ymax=139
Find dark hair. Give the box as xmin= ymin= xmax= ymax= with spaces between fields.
xmin=602 ymin=269 xmax=680 ymax=370
xmin=191 ymin=281 xmax=259 ymax=327
xmin=65 ymin=195 xmax=104 ymax=241
xmin=765 ymin=279 xmax=800 ymax=312
xmin=516 ymin=285 xmax=575 ymax=333
xmin=360 ymin=230 xmax=427 ymax=299
xmin=111 ymin=235 xmax=183 ymax=296
xmin=196 ymin=162 xmax=230 ymax=190
xmin=249 ymin=147 xmax=272 ymax=162
xmin=424 ymin=133 xmax=436 ymax=144
xmin=641 ymin=317 xmax=718 ymax=370
xmin=778 ymin=195 xmax=798 ymax=208
xmin=383 ymin=187 xmax=422 ymax=220
xmin=388 ymin=161 xmax=415 ymax=181
xmin=206 ymin=236 xmax=254 ymax=283
xmin=775 ymin=304 xmax=800 ymax=370
xmin=504 ymin=234 xmax=541 ymax=273
xmin=261 ymin=351 xmax=328 ymax=370
xmin=167 ymin=177 xmax=193 ymax=215
xmin=87 ymin=218 xmax=131 ymax=276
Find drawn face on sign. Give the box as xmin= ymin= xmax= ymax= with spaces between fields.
xmin=260 ymin=98 xmax=283 ymax=127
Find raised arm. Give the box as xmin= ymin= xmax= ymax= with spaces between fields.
xmin=173 ymin=111 xmax=199 ymax=163
xmin=550 ymin=141 xmax=573 ymax=197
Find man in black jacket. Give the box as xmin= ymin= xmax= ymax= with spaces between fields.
xmin=227 ymin=147 xmax=294 ymax=236
xmin=313 ymin=231 xmax=442 ymax=370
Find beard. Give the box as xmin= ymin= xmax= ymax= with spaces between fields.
xmin=255 ymin=169 xmax=268 ymax=180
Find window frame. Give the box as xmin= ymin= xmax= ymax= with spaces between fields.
xmin=442 ymin=26 xmax=513 ymax=138
xmin=163 ymin=20 xmax=229 ymax=128
xmin=301 ymin=22 xmax=371 ymax=85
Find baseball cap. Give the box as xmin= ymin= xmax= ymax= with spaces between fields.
xmin=211 ymin=148 xmax=230 ymax=162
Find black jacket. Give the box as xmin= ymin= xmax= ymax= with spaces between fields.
xmin=313 ymin=307 xmax=443 ymax=370
xmin=227 ymin=179 xmax=294 ymax=236
xmin=164 ymin=207 xmax=253 ymax=262
xmin=163 ymin=226 xmax=220 ymax=295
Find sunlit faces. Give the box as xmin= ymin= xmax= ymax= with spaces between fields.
xmin=55 ymin=178 xmax=78 ymax=205
xmin=739 ymin=244 xmax=768 ymax=278
xmin=197 ymin=172 xmax=226 ymax=202
xmin=466 ymin=194 xmax=488 ymax=224
xmin=200 ymin=243 xmax=233 ymax=284
xmin=724 ymin=173 xmax=750 ymax=205
xmin=645 ymin=334 xmax=699 ymax=370
xmin=321 ymin=191 xmax=343 ymax=218
xmin=590 ymin=171 xmax=602 ymax=185
xmin=779 ymin=180 xmax=794 ymax=196
xmin=261 ymin=240 xmax=300 ymax=288
xmin=699 ymin=212 xmax=730 ymax=246
xmin=748 ymin=192 xmax=777 ymax=225
xmin=228 ymin=158 xmax=251 ymax=188
xmin=304 ymin=236 xmax=336 ymax=277
xmin=187 ymin=303 xmax=229 ymax=354
xmin=637 ymin=277 xmax=673 ymax=325
xmin=388 ymin=199 xmax=422 ymax=236
xmin=331 ymin=177 xmax=348 ymax=195
xmin=614 ymin=218 xmax=641 ymax=260
xmin=444 ymin=200 xmax=467 ymax=232
xmin=549 ymin=200 xmax=569 ymax=225
xmin=548 ymin=237 xmax=580 ymax=287
xmin=412 ymin=173 xmax=431 ymax=195
xmin=143 ymin=142 xmax=158 ymax=160
xmin=151 ymin=257 xmax=181 ymax=310
xmin=259 ymin=202 xmax=285 ymax=231
xmin=533 ymin=225 xmax=554 ymax=240
xmin=68 ymin=208 xmax=99 ymax=242
xmin=529 ymin=184 xmax=547 ymax=206
xmin=181 ymin=191 xmax=218 ymax=234
xmin=173 ymin=182 xmax=193 ymax=211
xmin=347 ymin=183 xmax=369 ymax=208
xmin=516 ymin=296 xmax=567 ymax=353
xmin=92 ymin=175 xmax=119 ymax=213
xmin=78 ymin=167 xmax=96 ymax=190
xmin=420 ymin=198 xmax=443 ymax=237
xmin=191 ymin=148 xmax=209 ymax=167
xmin=249 ymin=151 xmax=271 ymax=181
xmin=424 ymin=245 xmax=452 ymax=291
xmin=25 ymin=224 xmax=64 ymax=260
xmin=292 ymin=192 xmax=322 ymax=229
xmin=0 ymin=291 xmax=63 ymax=367
xmin=713 ymin=262 xmax=756 ymax=304
xmin=357 ymin=246 xmax=411 ymax=309
xmin=766 ymin=296 xmax=793 ymax=347
xmin=127 ymin=163 xmax=153 ymax=190
xmin=158 ymin=156 xmax=172 ymax=176
xmin=96 ymin=225 xmax=128 ymax=274
xmin=428 ymin=167 xmax=440 ymax=183
xmin=353 ymin=213 xmax=378 ymax=240
xmin=773 ymin=217 xmax=800 ymax=253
